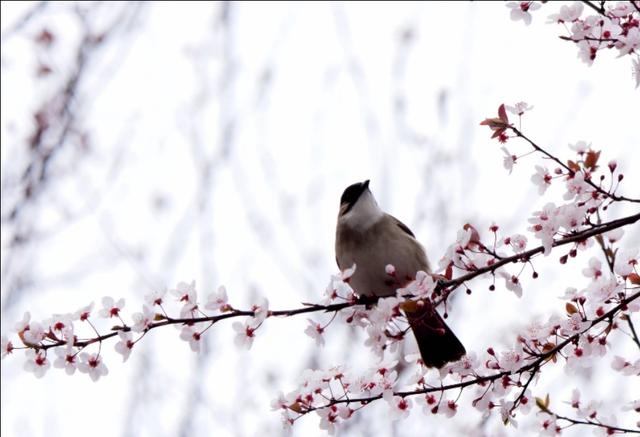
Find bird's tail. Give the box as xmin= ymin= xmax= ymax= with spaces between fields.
xmin=403 ymin=301 xmax=466 ymax=368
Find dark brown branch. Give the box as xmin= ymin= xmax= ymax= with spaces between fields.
xmin=580 ymin=0 xmax=607 ymax=17
xmin=626 ymin=315 xmax=640 ymax=351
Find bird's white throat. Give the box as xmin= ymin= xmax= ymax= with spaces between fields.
xmin=341 ymin=190 xmax=384 ymax=231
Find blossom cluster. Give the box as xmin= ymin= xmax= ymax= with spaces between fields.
xmin=506 ymin=1 xmax=640 ymax=87
xmin=1 ymin=281 xmax=271 ymax=381
xmin=274 ymin=284 xmax=638 ymax=434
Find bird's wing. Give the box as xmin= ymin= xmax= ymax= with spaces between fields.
xmin=388 ymin=214 xmax=416 ymax=238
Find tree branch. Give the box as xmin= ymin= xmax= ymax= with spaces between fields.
xmin=580 ymin=1 xmax=607 ymax=17
xmin=510 ymin=126 xmax=640 ymax=204
xmin=19 ymin=211 xmax=639 ymax=353
xmin=298 ymin=290 xmax=639 ymax=414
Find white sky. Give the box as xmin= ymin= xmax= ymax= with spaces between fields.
xmin=1 ymin=2 xmax=639 ymax=437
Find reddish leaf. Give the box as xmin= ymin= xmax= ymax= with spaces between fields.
xmin=498 ymin=104 xmax=509 ymax=124
xmin=628 ymin=273 xmax=640 ymax=285
xmin=444 ymin=262 xmax=453 ymax=280
xmin=567 ymin=160 xmax=581 ymax=173
xmin=584 ymin=150 xmax=601 ymax=171
xmin=463 ymin=223 xmax=482 ymax=247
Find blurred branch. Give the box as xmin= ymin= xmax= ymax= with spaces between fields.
xmin=0 ymin=1 xmax=47 ymax=41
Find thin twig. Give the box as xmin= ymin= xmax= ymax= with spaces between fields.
xmin=580 ymin=0 xmax=607 ymax=17
xmin=626 ymin=316 xmax=640 ymax=351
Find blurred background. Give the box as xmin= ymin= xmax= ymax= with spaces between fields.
xmin=1 ymin=2 xmax=638 ymax=436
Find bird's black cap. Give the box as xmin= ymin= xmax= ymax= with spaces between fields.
xmin=340 ymin=180 xmax=370 ymax=213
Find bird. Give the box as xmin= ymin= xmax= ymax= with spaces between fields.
xmin=335 ymin=180 xmax=465 ymax=368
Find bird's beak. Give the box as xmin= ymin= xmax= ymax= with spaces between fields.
xmin=363 ymin=180 xmax=370 ymax=190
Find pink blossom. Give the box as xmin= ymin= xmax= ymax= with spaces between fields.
xmin=569 ymin=140 xmax=590 ymax=154
xmin=400 ymin=271 xmax=437 ymax=297
xmin=144 ymin=288 xmax=167 ymax=307
xmin=173 ymin=281 xmax=198 ymax=318
xmin=249 ymin=297 xmax=270 ymax=327
xmin=115 ymin=331 xmax=135 ymax=361
xmin=539 ymin=417 xmax=561 ymax=435
xmin=232 ymin=321 xmax=255 ymax=350
xmin=614 ymin=248 xmax=638 ymax=277
xmin=14 ymin=311 xmax=31 ymax=333
xmin=98 ymin=296 xmax=125 ymax=319
xmin=569 ymin=388 xmax=581 ymax=409
xmin=498 ymin=271 xmax=523 ymax=297
xmin=531 ymin=165 xmax=552 ymax=195
xmin=304 ymin=319 xmax=325 ymax=347
xmin=522 ymin=319 xmax=552 ymax=342
xmin=560 ymin=313 xmax=589 ymax=336
xmin=323 ymin=270 xmax=356 ymax=304
xmin=548 ymin=2 xmax=583 ymax=23
xmin=172 ymin=280 xmax=197 ymax=304
xmin=506 ymin=101 xmax=533 ymax=115
xmin=1 ymin=335 xmax=14 ymax=358
xmin=605 ymin=227 xmax=624 ymax=243
xmin=369 ymin=296 xmax=400 ymax=326
xmin=501 ymin=146 xmax=517 ymax=174
xmin=507 ymin=1 xmax=542 ymax=26
xmin=46 ymin=313 xmax=75 ymax=340
xmin=53 ymin=341 xmax=78 ymax=374
xmin=608 ymin=1 xmax=634 ymax=17
xmin=528 ymin=202 xmax=559 ymax=255
xmin=179 ymin=326 xmax=202 ymax=352
xmin=77 ymin=352 xmax=108 ymax=381
xmin=445 ymin=352 xmax=479 ymax=378
xmin=617 ymin=27 xmax=640 ymax=56
xmin=500 ymin=401 xmax=518 ymax=427
xmin=505 ymin=234 xmax=528 ymax=253
xmin=384 ymin=393 xmax=412 ymax=420
xmin=582 ymin=257 xmax=602 ymax=280
xmin=599 ymin=17 xmax=622 ymax=40
xmin=519 ymin=389 xmax=534 ymax=414
xmin=132 ymin=305 xmax=155 ymax=332
xmin=364 ymin=325 xmax=386 ymax=358
xmin=24 ymin=349 xmax=50 ymax=378
xmin=563 ymin=172 xmax=589 ymax=201
xmin=317 ymin=405 xmax=340 ymax=435
xmin=22 ymin=321 xmax=46 ymax=345
xmin=586 ymin=276 xmax=621 ymax=306
xmin=498 ymin=348 xmax=524 ymax=372
xmin=557 ymin=204 xmax=587 ymax=231
xmin=74 ymin=302 xmax=94 ymax=322
xmin=611 ymin=356 xmax=640 ymax=376
xmin=205 ymin=285 xmax=229 ymax=311
xmin=442 ymin=399 xmax=458 ymax=418
xmin=565 ymin=343 xmax=593 ymax=371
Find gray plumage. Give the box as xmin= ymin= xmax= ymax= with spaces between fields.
xmin=336 ymin=212 xmax=430 ymax=297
